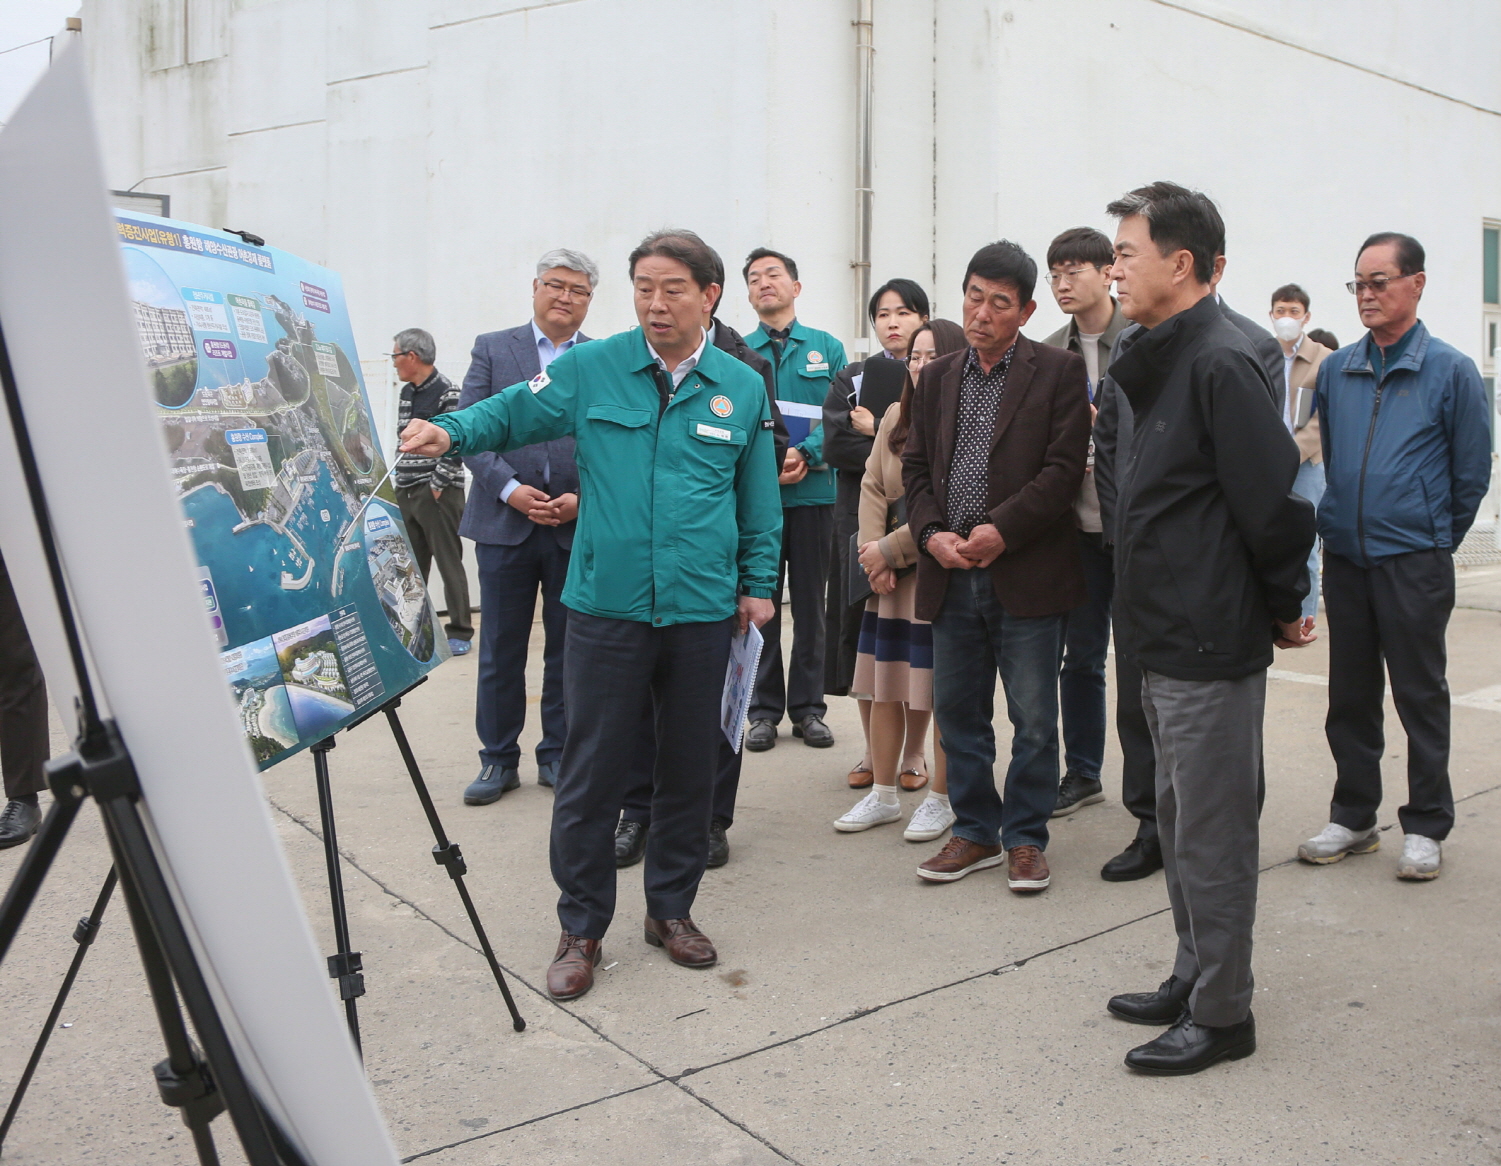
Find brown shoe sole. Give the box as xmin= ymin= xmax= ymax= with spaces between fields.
xmin=643 ymin=928 xmax=717 ymax=968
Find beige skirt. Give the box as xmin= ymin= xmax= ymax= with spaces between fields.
xmin=849 ymin=572 xmax=933 ymax=710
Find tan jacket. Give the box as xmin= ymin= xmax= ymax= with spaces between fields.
xmin=859 ymin=408 xmax=919 ymax=569
xmin=1284 ymin=337 xmax=1333 ymax=464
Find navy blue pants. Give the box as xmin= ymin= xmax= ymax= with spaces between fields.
xmin=620 ymin=723 xmax=742 ymax=829
xmin=1060 ymin=531 xmax=1113 ymax=782
xmin=931 ymin=569 xmax=1065 ymax=851
xmin=475 ymin=535 xmax=568 ymax=770
xmin=551 ymin=612 xmax=733 ymax=939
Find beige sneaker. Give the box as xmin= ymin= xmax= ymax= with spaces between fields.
xmin=1297 ymin=823 xmax=1380 ymax=864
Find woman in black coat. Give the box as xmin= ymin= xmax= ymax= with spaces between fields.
xmin=821 ymin=278 xmax=930 ymax=787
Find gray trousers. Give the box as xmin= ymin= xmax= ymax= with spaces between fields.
xmin=1141 ymin=668 xmax=1265 ymax=1027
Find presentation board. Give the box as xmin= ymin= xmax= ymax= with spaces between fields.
xmin=0 ymin=45 xmax=401 ymax=1165
xmin=113 ymin=211 xmax=447 ymax=767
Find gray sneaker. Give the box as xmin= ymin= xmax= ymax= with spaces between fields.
xmin=1297 ymin=822 xmax=1380 ymax=864
xmin=1396 ymin=833 xmax=1441 ymax=880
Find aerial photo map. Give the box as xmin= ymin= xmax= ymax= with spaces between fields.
xmin=117 ymin=213 xmax=448 ymax=768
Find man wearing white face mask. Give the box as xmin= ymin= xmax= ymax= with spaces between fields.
xmin=1269 ymin=285 xmax=1333 ymax=622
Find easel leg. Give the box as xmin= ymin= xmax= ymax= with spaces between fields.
xmin=0 ymin=867 xmax=117 ymax=1152
xmin=310 ymin=736 xmax=364 ymax=1054
xmin=383 ymin=703 xmax=526 ymax=1032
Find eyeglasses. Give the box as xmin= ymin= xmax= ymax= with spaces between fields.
xmin=905 ymin=353 xmax=934 ymax=367
xmin=389 ymin=350 xmax=411 ymax=360
xmin=540 ymin=278 xmax=593 ymax=301
xmin=1046 ymin=266 xmax=1098 ymax=286
xmin=1346 ymin=274 xmax=1410 ymax=295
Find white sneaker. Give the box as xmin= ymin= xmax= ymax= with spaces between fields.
xmin=834 ymin=791 xmax=902 ymax=833
xmin=1297 ymin=822 xmax=1381 ymax=864
xmin=1396 ymin=833 xmax=1441 ymax=880
xmin=904 ymin=796 xmax=956 ymax=842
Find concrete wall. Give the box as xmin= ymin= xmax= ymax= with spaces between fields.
xmin=84 ymin=0 xmax=1501 ymax=460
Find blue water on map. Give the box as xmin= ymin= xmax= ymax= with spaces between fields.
xmin=285 ymin=685 xmax=355 ymax=739
xmin=262 ymin=686 xmax=298 ymax=748
xmin=181 ymin=459 xmax=358 ymax=646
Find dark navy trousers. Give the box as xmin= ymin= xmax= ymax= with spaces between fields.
xmin=551 ymin=611 xmax=733 ymax=939
xmin=475 ymin=535 xmax=569 ymax=770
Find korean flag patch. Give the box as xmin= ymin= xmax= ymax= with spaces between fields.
xmin=528 ymin=370 xmax=550 ymax=394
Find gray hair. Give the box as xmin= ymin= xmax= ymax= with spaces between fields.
xmin=393 ymin=327 xmax=436 ymax=364
xmin=536 ymin=248 xmax=600 ymax=289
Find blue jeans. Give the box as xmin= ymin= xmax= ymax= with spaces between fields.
xmin=931 ymin=569 xmax=1066 ymax=851
xmin=1060 ymin=531 xmax=1113 ymax=781
xmin=1293 ymin=459 xmax=1326 ymax=621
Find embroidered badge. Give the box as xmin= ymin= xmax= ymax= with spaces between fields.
xmin=528 ymin=370 xmax=550 ymax=393
xmin=709 ymin=394 xmax=733 ymax=417
xmin=808 ymin=350 xmax=823 ymax=365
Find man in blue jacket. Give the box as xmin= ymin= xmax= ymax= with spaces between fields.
xmin=1297 ymin=233 xmax=1492 ymax=881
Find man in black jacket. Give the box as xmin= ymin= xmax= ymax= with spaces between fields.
xmin=1100 ymin=182 xmax=1315 ymax=1076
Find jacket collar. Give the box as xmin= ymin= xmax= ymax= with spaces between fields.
xmin=1340 ymin=319 xmax=1430 ymax=378
xmin=628 ymin=326 xmax=726 ymax=388
xmin=1108 ymin=293 xmax=1221 ymax=414
xmin=1061 ymin=299 xmax=1129 ymax=352
xmin=931 ymin=335 xmax=1038 ymax=469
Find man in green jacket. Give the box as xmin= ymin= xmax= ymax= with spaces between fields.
xmin=400 ymin=230 xmax=780 ymax=1002
xmin=741 ymin=248 xmax=847 ymax=752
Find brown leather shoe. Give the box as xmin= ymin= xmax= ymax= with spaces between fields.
xmin=546 ymin=933 xmax=602 ymax=1000
xmin=916 ymin=836 xmax=1006 ymax=882
xmin=643 ymin=916 xmax=717 ymax=968
xmin=1007 ymin=844 xmax=1051 ymax=893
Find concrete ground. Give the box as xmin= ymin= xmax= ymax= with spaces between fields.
xmin=4 ymin=567 xmax=1501 ymax=1165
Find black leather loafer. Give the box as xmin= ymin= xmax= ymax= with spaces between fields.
xmin=793 ymin=715 xmax=834 ymax=748
xmin=1101 ymin=835 xmax=1164 ymax=882
xmin=1108 ymin=974 xmax=1194 ymax=1025
xmin=537 ymin=759 xmax=559 ymax=788
xmin=0 ymin=799 xmax=41 ymax=850
xmin=706 ymin=819 xmax=730 ymax=868
xmin=464 ymin=765 xmax=520 ymax=806
xmin=614 ymin=818 xmax=648 ymax=868
xmin=745 ymin=720 xmax=777 ymax=752
xmin=1125 ymin=1011 xmax=1256 ymax=1075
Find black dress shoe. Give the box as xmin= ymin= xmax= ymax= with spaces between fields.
xmin=0 ymin=799 xmax=41 ymax=850
xmin=1100 ymin=835 xmax=1164 ymax=882
xmin=614 ymin=819 xmax=648 ymax=868
xmin=1052 ymin=770 xmax=1104 ymax=817
xmin=1108 ymin=974 xmax=1194 ymax=1025
xmin=464 ymin=765 xmax=520 ymax=806
xmin=745 ymin=720 xmax=777 ymax=752
xmin=706 ymin=818 xmax=730 ymax=868
xmin=792 ymin=715 xmax=834 ymax=748
xmin=1124 ymin=1010 xmax=1256 ymax=1075
xmin=537 ymin=760 xmax=559 ymax=788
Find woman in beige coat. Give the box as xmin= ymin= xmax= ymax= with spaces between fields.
xmin=835 ymin=320 xmax=966 ymax=841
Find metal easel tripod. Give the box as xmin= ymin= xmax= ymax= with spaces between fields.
xmin=0 ymin=319 xmax=305 ymax=1165
xmin=306 ymin=676 xmax=526 ymax=1052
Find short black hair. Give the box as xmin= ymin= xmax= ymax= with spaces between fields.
xmin=1306 ymin=327 xmax=1340 ymax=351
xmin=1047 ymin=227 xmax=1114 ymax=271
xmin=742 ymin=247 xmax=798 ymax=284
xmin=628 ymin=229 xmax=721 ymax=291
xmin=867 ymin=278 xmax=929 ymax=322
xmin=962 ymin=240 xmax=1037 ymax=304
xmin=1271 ymin=283 xmax=1310 ymax=311
xmin=1357 ymin=232 xmax=1425 ymax=276
xmin=1105 ymin=181 xmax=1224 ymax=286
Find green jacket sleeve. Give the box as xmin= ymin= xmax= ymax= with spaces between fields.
xmin=431 ymin=351 xmax=577 ymax=454
xmin=735 ymin=394 xmax=784 ymax=598
xmin=797 ymin=417 xmax=826 ymax=467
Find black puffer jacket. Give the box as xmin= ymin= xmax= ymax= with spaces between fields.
xmin=1111 ymin=294 xmax=1315 ymax=682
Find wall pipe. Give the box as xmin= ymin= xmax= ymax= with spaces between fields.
xmin=852 ymin=0 xmax=873 ymax=353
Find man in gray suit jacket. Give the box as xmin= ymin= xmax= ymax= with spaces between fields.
xmin=459 ymin=249 xmax=598 ymax=805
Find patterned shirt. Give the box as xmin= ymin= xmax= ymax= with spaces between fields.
xmin=395 ymin=369 xmax=465 ymax=491
xmin=943 ymin=343 xmax=1016 ymax=538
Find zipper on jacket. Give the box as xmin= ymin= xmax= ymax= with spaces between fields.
xmin=1354 ymin=368 xmax=1387 ymax=567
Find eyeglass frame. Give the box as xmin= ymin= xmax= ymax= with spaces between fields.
xmin=388 ymin=349 xmax=413 ymax=361
xmin=1345 ymin=273 xmax=1413 ymax=296
xmin=1045 ymin=264 xmax=1106 ymax=287
xmin=539 ymin=277 xmax=593 ymax=301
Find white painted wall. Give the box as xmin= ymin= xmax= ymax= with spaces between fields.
xmin=83 ymin=0 xmax=1501 ymax=491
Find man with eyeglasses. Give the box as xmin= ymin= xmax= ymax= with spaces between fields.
xmin=1040 ymin=228 xmax=1129 ymax=830
xmin=456 ymin=249 xmax=597 ymax=806
xmin=1296 ymin=232 xmax=1491 ymax=881
xmin=390 ymin=327 xmax=471 ymax=657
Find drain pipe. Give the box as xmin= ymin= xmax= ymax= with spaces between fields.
xmin=852 ymin=0 xmax=874 ymax=355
